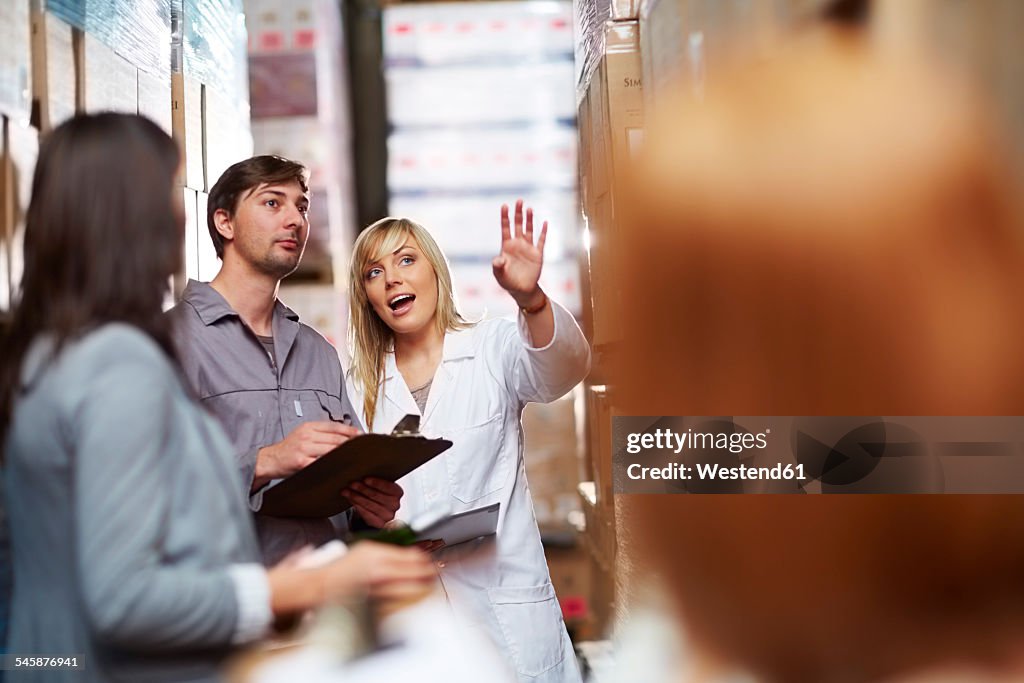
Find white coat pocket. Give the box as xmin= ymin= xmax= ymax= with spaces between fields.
xmin=487 ymin=584 xmax=567 ymax=678
xmin=444 ymin=414 xmax=507 ymax=504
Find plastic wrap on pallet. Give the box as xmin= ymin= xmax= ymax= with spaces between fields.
xmin=573 ymin=0 xmax=610 ymax=103
xmin=382 ymin=1 xmax=574 ymax=67
xmin=388 ymin=190 xmax=579 ymax=262
xmin=388 ymin=125 xmax=577 ymax=193
xmin=172 ymin=0 xmax=249 ymax=113
xmin=383 ymin=0 xmax=582 ymax=320
xmin=424 ymin=257 xmax=581 ymax=319
xmin=45 ymin=0 xmax=171 ymax=76
xmin=386 ymin=62 xmax=576 ymax=128
xmin=0 ymin=0 xmax=31 ymax=122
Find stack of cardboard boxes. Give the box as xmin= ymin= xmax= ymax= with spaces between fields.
xmin=382 ymin=1 xmax=581 ymax=320
xmin=171 ymin=0 xmax=252 ymax=289
xmin=26 ymin=1 xmax=248 ymax=295
xmin=245 ymin=0 xmax=357 ymax=289
xmin=574 ymin=0 xmax=643 ymax=639
xmin=521 ymin=390 xmax=594 ymax=640
xmin=2 ymin=1 xmax=252 ymax=303
xmin=575 ymin=0 xmax=1024 ymax=643
xmin=574 ymin=0 xmax=837 ymax=639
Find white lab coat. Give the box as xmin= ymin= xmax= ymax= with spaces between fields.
xmin=348 ymin=299 xmax=591 ymax=683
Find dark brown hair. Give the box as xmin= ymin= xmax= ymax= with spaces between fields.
xmin=206 ymin=155 xmax=309 ymax=258
xmin=0 ymin=113 xmax=182 ymax=446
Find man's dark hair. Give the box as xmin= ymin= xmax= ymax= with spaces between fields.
xmin=206 ymin=155 xmax=310 ymax=258
xmin=0 ymin=113 xmax=182 ymax=447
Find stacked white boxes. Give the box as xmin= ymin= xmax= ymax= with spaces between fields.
xmin=383 ymin=1 xmax=581 ymax=320
xmin=245 ymin=0 xmax=357 ymax=295
xmin=245 ymin=0 xmax=358 ymax=343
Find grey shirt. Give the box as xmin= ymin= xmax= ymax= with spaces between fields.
xmin=169 ymin=280 xmax=357 ymax=564
xmin=4 ymin=324 xmax=260 ymax=683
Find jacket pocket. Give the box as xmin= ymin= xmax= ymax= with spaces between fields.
xmin=314 ymin=390 xmax=349 ymax=423
xmin=487 ymin=584 xmax=567 ymax=678
xmin=444 ymin=414 xmax=507 ymax=504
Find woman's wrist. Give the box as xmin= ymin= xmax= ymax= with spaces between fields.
xmin=268 ymin=565 xmax=327 ymax=616
xmin=516 ymin=288 xmax=547 ymax=314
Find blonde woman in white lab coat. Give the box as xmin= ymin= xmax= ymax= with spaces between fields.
xmin=347 ymin=201 xmax=590 ymax=683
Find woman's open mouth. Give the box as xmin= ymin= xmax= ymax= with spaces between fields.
xmin=388 ymin=293 xmax=416 ymax=316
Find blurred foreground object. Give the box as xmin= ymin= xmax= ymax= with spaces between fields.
xmin=616 ymin=30 xmax=1024 ymax=417
xmin=614 ymin=27 xmax=1024 ymax=683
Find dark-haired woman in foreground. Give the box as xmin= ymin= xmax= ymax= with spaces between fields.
xmin=0 ymin=113 xmax=434 ymax=683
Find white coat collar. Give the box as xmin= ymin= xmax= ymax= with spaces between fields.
xmin=383 ymin=326 xmax=476 ymax=380
xmin=381 ymin=327 xmax=477 ymax=426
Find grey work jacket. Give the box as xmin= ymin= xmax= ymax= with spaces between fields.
xmin=169 ymin=280 xmax=356 ymax=564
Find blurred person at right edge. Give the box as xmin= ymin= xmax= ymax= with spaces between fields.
xmin=608 ymin=4 xmax=1024 ymax=683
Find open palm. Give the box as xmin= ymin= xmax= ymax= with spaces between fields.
xmin=492 ymin=199 xmax=547 ymax=305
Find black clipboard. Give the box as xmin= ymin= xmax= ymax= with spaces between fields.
xmin=259 ymin=427 xmax=451 ymax=519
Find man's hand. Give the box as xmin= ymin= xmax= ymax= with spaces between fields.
xmin=343 ymin=478 xmax=403 ymax=527
xmin=253 ymin=421 xmax=361 ymax=491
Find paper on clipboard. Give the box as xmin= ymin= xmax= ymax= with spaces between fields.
xmin=259 ymin=417 xmax=451 ymax=518
xmin=416 ymin=502 xmax=500 ymax=548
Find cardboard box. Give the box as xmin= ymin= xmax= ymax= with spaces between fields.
xmin=248 ymin=53 xmax=318 ymax=119
xmin=611 ymin=0 xmax=640 ymax=20
xmin=638 ymin=0 xmax=814 ymax=111
xmin=171 ymin=73 xmax=204 ymax=191
xmin=581 ymin=21 xmax=643 ymax=347
xmin=138 ymin=68 xmax=172 ymax=134
xmin=544 ymin=543 xmax=593 ymax=638
xmin=196 ymin=191 xmax=221 ymax=282
xmin=577 ymin=481 xmax=616 ymax=573
xmin=0 ymin=118 xmax=38 ymax=311
xmin=1 ymin=120 xmax=13 ymax=310
xmin=195 ymin=191 xmax=222 ymax=282
xmin=523 ymin=395 xmax=584 ymax=532
xmin=30 ymin=11 xmax=77 ymax=133
xmin=0 ymin=0 xmax=31 ymax=122
xmin=182 ymin=186 xmax=199 ymax=285
xmin=245 ymin=0 xmax=320 ymax=54
xmin=77 ymin=32 xmax=137 ymax=116
xmin=204 ymin=84 xmax=253 ymax=191
xmin=585 ymin=384 xmax=614 ymax=509
xmin=250 ymin=117 xmax=326 ymax=186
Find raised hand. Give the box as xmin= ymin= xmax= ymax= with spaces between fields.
xmin=492 ymin=199 xmax=547 ymax=309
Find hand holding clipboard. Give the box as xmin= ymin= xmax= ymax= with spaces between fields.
xmin=259 ymin=415 xmax=451 ymax=519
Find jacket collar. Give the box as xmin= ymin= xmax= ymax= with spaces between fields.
xmin=383 ymin=326 xmax=476 ymax=380
xmin=181 ymin=279 xmax=298 ymax=327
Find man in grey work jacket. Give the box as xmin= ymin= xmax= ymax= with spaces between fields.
xmin=169 ymin=155 xmax=402 ymax=564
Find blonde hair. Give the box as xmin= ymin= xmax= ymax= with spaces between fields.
xmin=348 ymin=217 xmax=475 ymax=428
